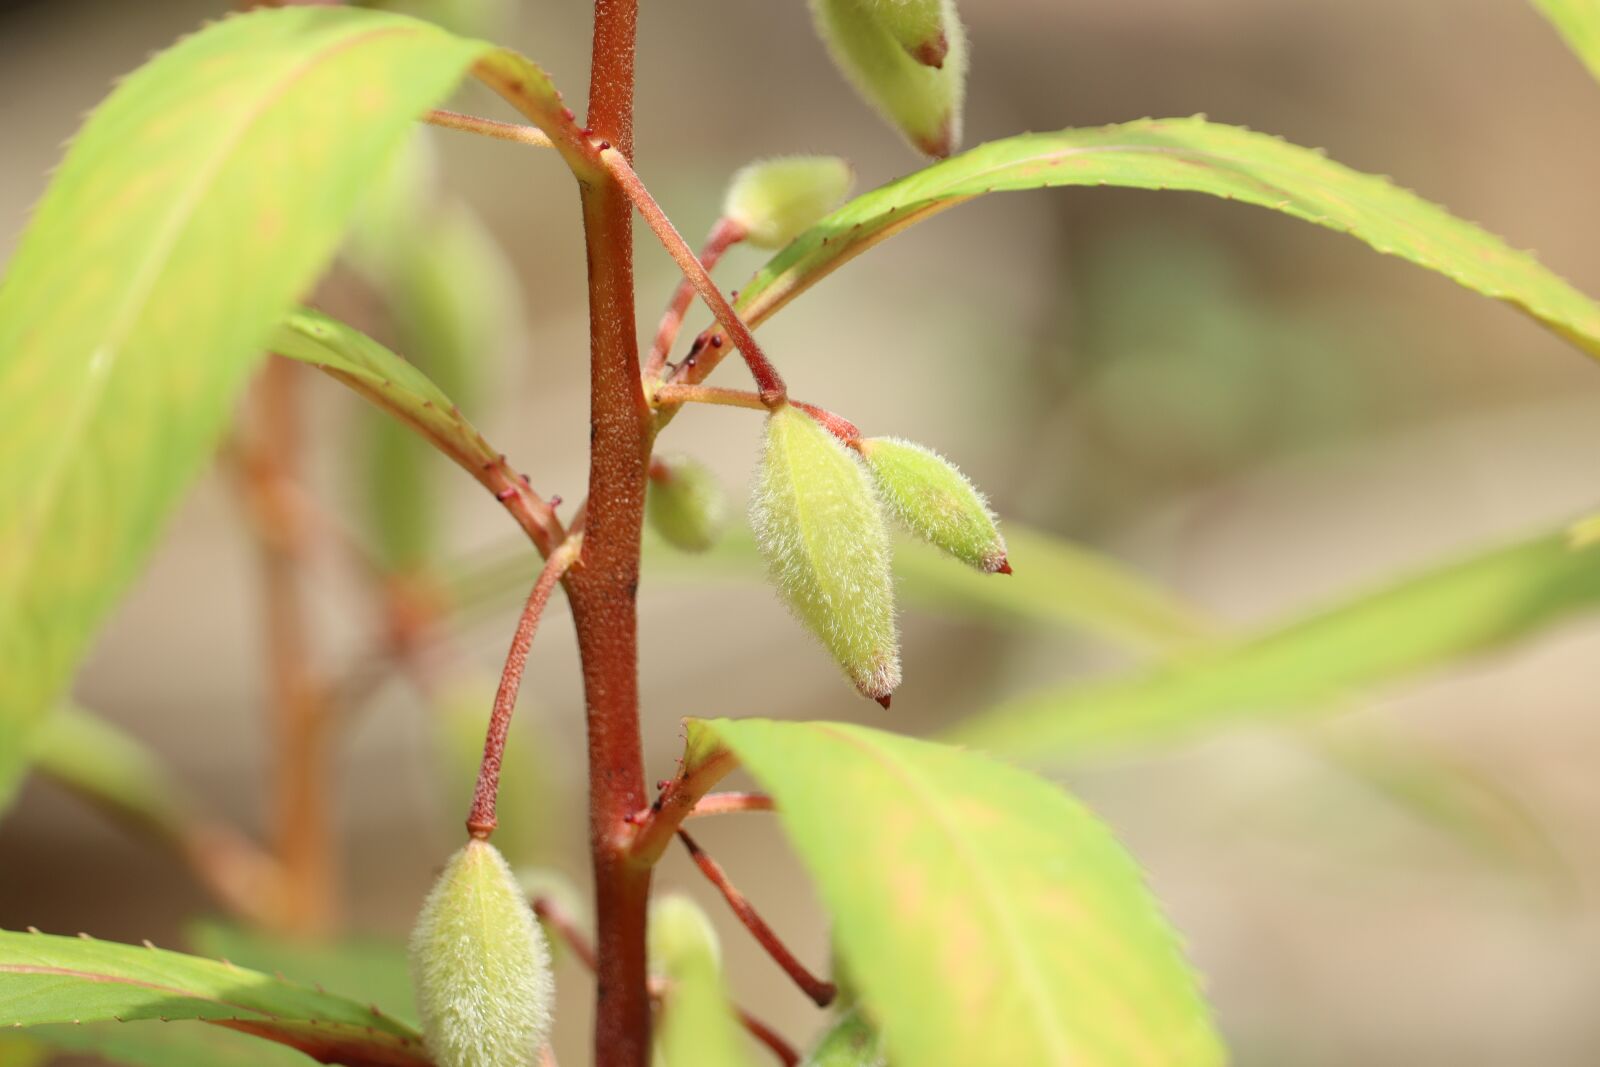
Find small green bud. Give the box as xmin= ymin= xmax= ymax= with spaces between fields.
xmin=856 ymin=437 xmax=1007 ymax=573
xmin=409 ymin=839 xmax=554 ymax=1067
xmin=808 ymin=0 xmax=968 ymax=158
xmin=802 ymin=1008 xmax=886 ymax=1067
xmin=861 ymin=0 xmax=953 ymax=67
xmin=723 ymin=156 xmax=855 ymax=250
xmin=647 ymin=454 xmax=730 ymax=553
xmin=750 ymin=404 xmax=900 ymax=703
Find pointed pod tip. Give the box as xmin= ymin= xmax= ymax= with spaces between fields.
xmin=875 ymin=693 xmax=893 ymax=710
xmin=995 ymin=559 xmax=1013 ymax=575
xmin=911 ymin=32 xmax=950 ymax=68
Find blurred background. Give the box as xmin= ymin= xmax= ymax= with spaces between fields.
xmin=4 ymin=0 xmax=1600 ymax=1064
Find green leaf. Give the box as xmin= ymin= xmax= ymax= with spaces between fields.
xmin=0 ymin=928 xmax=428 ymax=1067
xmin=707 ymin=117 xmax=1600 ymax=364
xmin=951 ymin=524 xmax=1600 ymax=761
xmin=186 ymin=920 xmax=416 ymax=1028
xmin=800 ymin=1009 xmax=885 ymax=1067
xmin=271 ymin=309 xmax=509 ymax=483
xmin=649 ymin=895 xmax=753 ymax=1067
xmin=0 ymin=7 xmax=490 ymax=808
xmin=688 ymin=719 xmax=1223 ymax=1067
xmin=1308 ymin=725 xmax=1574 ymax=891
xmin=1534 ymin=0 xmax=1600 ymax=83
xmin=23 ymin=1022 xmax=310 ymax=1067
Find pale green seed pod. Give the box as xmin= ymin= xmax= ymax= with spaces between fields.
xmin=856 ymin=437 xmax=1007 ymax=573
xmin=723 ymin=156 xmax=855 ymax=250
xmin=862 ymin=0 xmax=953 ymax=67
xmin=808 ymin=0 xmax=968 ymax=158
xmin=409 ymin=839 xmax=554 ymax=1067
xmin=648 ymin=454 xmax=730 ymax=553
xmin=750 ymin=404 xmax=900 ymax=703
xmin=650 ymin=896 xmax=745 ymax=1067
xmin=648 ymin=893 xmax=723 ymax=973
xmin=802 ymin=1008 xmax=887 ymax=1067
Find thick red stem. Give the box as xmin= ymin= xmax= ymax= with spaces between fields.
xmin=572 ymin=4 xmax=653 ymax=1063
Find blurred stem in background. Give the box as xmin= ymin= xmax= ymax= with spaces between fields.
xmin=233 ymin=359 xmax=337 ymax=936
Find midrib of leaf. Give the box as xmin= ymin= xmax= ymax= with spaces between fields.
xmin=11 ymin=23 xmax=417 ymax=615
xmin=0 ymin=963 xmax=262 ymax=1018
xmin=723 ymin=120 xmax=1600 ymax=366
xmin=813 ymin=724 xmax=1073 ymax=1063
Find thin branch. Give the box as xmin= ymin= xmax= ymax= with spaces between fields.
xmin=677 ymin=830 xmax=837 ymax=1008
xmin=651 ymin=383 xmax=765 ymax=412
xmin=533 ymin=896 xmax=599 ymax=972
xmin=735 ymin=1011 xmax=802 ymax=1067
xmin=642 ymin=218 xmax=746 ymax=381
xmin=684 ymin=792 xmax=775 ymax=819
xmin=424 ymin=108 xmax=556 ymax=150
xmin=628 ymin=792 xmax=774 ymax=826
xmin=532 ymin=893 xmax=800 ymax=1067
xmin=625 ymin=744 xmax=739 ymax=867
xmin=467 ymin=536 xmax=583 ymax=837
xmin=651 ymin=384 xmax=861 ymax=441
xmin=599 ymin=147 xmax=787 ymax=405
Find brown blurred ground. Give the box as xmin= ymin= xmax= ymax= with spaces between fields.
xmin=4 ymin=1 xmax=1600 ymax=1064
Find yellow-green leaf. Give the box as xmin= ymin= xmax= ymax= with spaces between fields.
xmin=0 ymin=7 xmax=490 ymax=807
xmin=952 ymin=525 xmax=1600 ymax=761
xmin=688 ymin=719 xmax=1224 ymax=1067
xmin=1534 ymin=0 xmax=1600 ymax=83
xmin=691 ymin=118 xmax=1600 ymax=367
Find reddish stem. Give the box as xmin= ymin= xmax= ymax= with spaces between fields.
xmin=425 ymin=108 xmax=555 ymax=150
xmin=626 ymin=791 xmax=774 ymax=826
xmin=533 ymin=896 xmax=599 ymax=972
xmin=684 ymin=792 xmax=775 ymax=818
xmin=677 ymin=830 xmax=838 ymax=1008
xmin=642 ymin=217 xmax=746 ymax=381
xmin=237 ymin=361 xmax=334 ymax=935
xmin=625 ymin=744 xmax=739 ymax=867
xmin=600 ymin=149 xmax=787 ymax=405
xmin=651 ymin=384 xmax=861 ymax=441
xmin=571 ymin=4 xmax=654 ymax=1063
xmin=736 ymin=1011 xmax=803 ymax=1067
xmin=466 ymin=538 xmax=581 ymax=838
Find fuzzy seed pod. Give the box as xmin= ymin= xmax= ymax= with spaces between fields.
xmin=648 ymin=454 xmax=731 ymax=553
xmin=723 ymin=156 xmax=855 ymax=250
xmin=751 ymin=404 xmax=900 ymax=703
xmin=856 ymin=437 xmax=1007 ymax=573
xmin=808 ymin=0 xmax=968 ymax=158
xmin=861 ymin=0 xmax=953 ymax=67
xmin=409 ymin=839 xmax=554 ymax=1067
